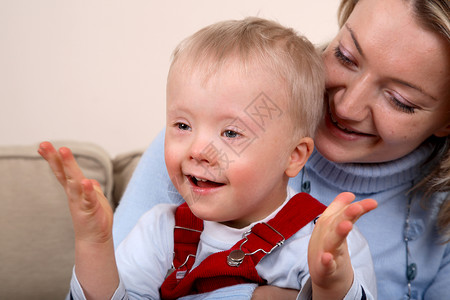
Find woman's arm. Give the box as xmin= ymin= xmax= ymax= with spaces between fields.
xmin=424 ymin=243 xmax=450 ymax=299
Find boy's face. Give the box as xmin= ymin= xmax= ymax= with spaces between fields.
xmin=165 ymin=59 xmax=296 ymax=228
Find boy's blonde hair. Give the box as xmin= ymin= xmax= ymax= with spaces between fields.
xmin=168 ymin=17 xmax=325 ymax=138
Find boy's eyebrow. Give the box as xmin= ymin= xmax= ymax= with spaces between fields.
xmin=345 ymin=24 xmax=364 ymax=57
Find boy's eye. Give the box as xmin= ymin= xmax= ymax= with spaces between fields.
xmin=223 ymin=130 xmax=240 ymax=138
xmin=176 ymin=122 xmax=191 ymax=131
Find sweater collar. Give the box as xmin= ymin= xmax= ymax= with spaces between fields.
xmin=306 ymin=142 xmax=436 ymax=194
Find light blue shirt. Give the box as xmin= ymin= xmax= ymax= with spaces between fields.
xmin=113 ymin=130 xmax=450 ymax=300
xmin=71 ymin=188 xmax=375 ymax=299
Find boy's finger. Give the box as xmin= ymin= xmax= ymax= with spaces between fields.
xmin=360 ymin=198 xmax=378 ymax=212
xmin=322 ymin=192 xmax=355 ymax=217
xmin=81 ymin=179 xmax=98 ymax=211
xmin=59 ymin=147 xmax=87 ymax=183
xmin=325 ymin=199 xmax=377 ymax=251
xmin=91 ymin=179 xmax=101 ymax=187
xmin=38 ymin=142 xmax=67 ymax=187
xmin=91 ymin=179 xmax=103 ymax=190
xmin=59 ymin=147 xmax=87 ymax=200
xmin=344 ymin=199 xmax=378 ymax=223
xmin=91 ymin=179 xmax=105 ymax=198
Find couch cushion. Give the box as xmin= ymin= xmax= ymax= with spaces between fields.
xmin=0 ymin=141 xmax=113 ymax=299
xmin=112 ymin=150 xmax=143 ymax=208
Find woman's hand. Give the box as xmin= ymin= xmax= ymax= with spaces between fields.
xmin=38 ymin=141 xmax=114 ymax=244
xmin=308 ymin=192 xmax=377 ymax=299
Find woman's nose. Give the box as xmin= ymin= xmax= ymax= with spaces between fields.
xmin=334 ymin=74 xmax=373 ymax=121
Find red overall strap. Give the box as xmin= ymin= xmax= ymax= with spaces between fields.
xmin=160 ymin=193 xmax=326 ymax=300
xmin=172 ymin=204 xmax=203 ymax=272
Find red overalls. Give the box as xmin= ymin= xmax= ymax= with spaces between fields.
xmin=160 ymin=192 xmax=326 ymax=300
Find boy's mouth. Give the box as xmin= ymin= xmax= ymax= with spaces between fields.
xmin=188 ymin=175 xmax=225 ymax=189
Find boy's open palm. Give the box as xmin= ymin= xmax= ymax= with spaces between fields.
xmin=308 ymin=192 xmax=377 ymax=299
xmin=38 ymin=142 xmax=113 ymax=244
xmin=39 ymin=142 xmax=119 ymax=299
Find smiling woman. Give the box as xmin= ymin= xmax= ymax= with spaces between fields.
xmin=112 ymin=0 xmax=450 ymax=299
xmin=329 ymin=0 xmax=450 ymax=231
xmin=316 ymin=0 xmax=450 ymax=164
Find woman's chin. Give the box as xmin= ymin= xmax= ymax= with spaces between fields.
xmin=314 ymin=134 xmax=374 ymax=163
xmin=315 ymin=143 xmax=353 ymax=163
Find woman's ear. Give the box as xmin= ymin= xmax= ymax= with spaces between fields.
xmin=285 ymin=137 xmax=314 ymax=178
xmin=434 ymin=123 xmax=450 ymax=137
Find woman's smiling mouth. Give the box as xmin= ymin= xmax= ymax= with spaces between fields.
xmin=327 ymin=106 xmax=376 ymax=138
xmin=329 ymin=112 xmax=360 ymax=134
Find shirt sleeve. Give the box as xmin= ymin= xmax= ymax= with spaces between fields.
xmin=69 ymin=268 xmax=129 ymax=300
xmin=115 ymin=204 xmax=177 ymax=299
xmin=296 ymin=277 xmax=370 ymax=300
xmin=346 ymin=226 xmax=377 ymax=299
xmin=179 ymin=284 xmax=257 ymax=300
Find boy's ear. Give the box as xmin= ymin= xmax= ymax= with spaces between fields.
xmin=434 ymin=122 xmax=450 ymax=137
xmin=285 ymin=137 xmax=314 ymax=178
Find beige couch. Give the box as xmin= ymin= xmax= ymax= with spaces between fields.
xmin=0 ymin=141 xmax=143 ymax=300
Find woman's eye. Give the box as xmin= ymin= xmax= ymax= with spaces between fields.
xmin=334 ymin=46 xmax=356 ymax=67
xmin=386 ymin=92 xmax=416 ymax=114
xmin=176 ymin=122 xmax=191 ymax=131
xmin=223 ymin=130 xmax=240 ymax=138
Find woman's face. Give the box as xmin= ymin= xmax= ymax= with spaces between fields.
xmin=315 ymin=0 xmax=450 ymax=163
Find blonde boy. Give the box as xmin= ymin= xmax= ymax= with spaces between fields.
xmin=39 ymin=17 xmax=377 ymax=300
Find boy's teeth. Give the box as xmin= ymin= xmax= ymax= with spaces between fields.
xmin=195 ymin=177 xmax=207 ymax=182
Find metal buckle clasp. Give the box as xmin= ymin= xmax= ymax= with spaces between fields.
xmin=166 ymin=225 xmax=202 ymax=279
xmin=227 ymin=222 xmax=285 ymax=267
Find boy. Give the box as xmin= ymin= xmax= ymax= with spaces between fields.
xmin=39 ymin=17 xmax=377 ymax=299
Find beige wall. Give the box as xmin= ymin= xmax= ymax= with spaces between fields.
xmin=0 ymin=0 xmax=339 ymax=157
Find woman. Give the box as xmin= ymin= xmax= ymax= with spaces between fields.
xmin=113 ymin=0 xmax=450 ymax=299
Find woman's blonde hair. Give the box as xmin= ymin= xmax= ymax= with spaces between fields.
xmin=338 ymin=0 xmax=450 ymax=241
xmin=168 ymin=17 xmax=325 ymax=139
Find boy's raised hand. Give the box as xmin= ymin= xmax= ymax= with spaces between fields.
xmin=39 ymin=141 xmax=119 ymax=299
xmin=38 ymin=141 xmax=114 ymax=244
xmin=308 ymin=192 xmax=377 ymax=300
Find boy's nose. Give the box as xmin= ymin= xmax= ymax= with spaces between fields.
xmin=189 ymin=137 xmax=219 ymax=166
